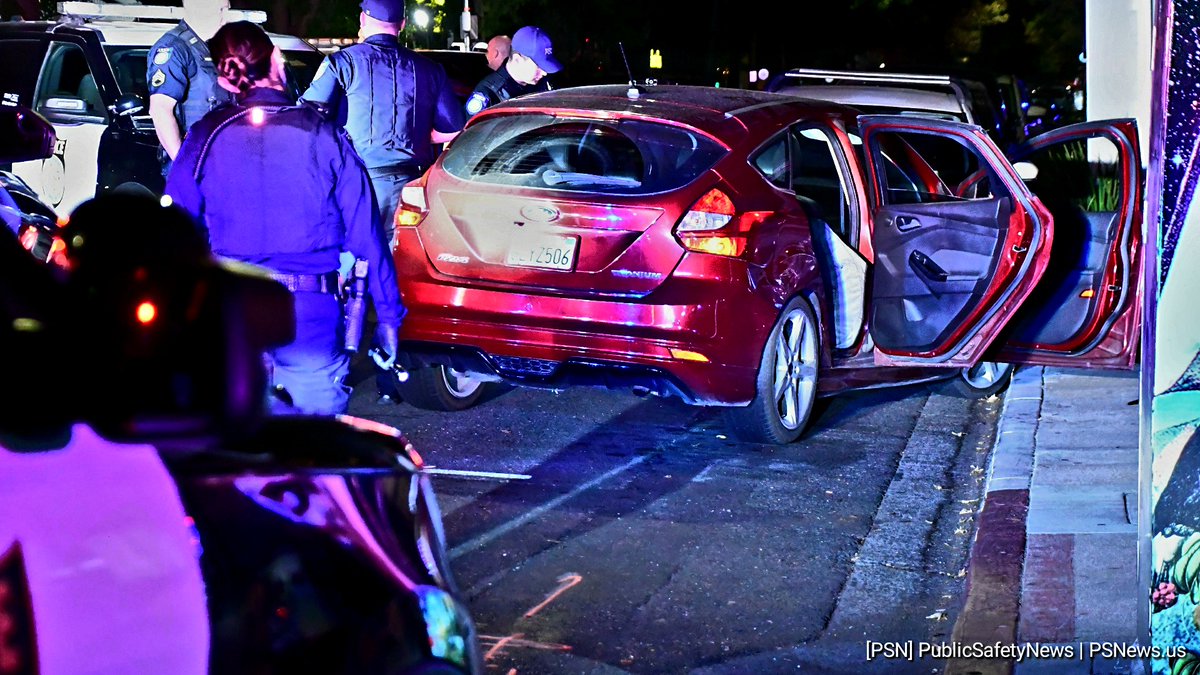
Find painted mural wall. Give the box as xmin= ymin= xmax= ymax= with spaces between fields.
xmin=1150 ymin=0 xmax=1200 ymax=671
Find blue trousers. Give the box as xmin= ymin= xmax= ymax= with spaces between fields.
xmin=368 ymin=169 xmax=418 ymax=398
xmin=368 ymin=171 xmax=417 ymax=246
xmin=265 ymin=291 xmax=350 ymax=416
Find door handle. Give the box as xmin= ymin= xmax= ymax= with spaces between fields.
xmin=909 ymin=250 xmax=949 ymax=283
xmin=895 ymin=216 xmax=921 ymax=232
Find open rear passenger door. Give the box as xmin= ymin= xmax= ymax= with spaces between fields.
xmin=859 ymin=115 xmax=1054 ymax=367
xmin=992 ymin=120 xmax=1143 ymax=368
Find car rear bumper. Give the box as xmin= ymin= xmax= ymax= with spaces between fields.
xmin=395 ymin=256 xmax=772 ymax=405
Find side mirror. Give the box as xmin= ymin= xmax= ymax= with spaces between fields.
xmin=1013 ymin=161 xmax=1039 ymax=181
xmin=112 ymin=93 xmax=144 ymax=117
xmin=0 ymin=105 xmax=57 ymax=163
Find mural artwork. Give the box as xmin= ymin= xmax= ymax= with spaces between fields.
xmin=1151 ymin=0 xmax=1200 ymax=671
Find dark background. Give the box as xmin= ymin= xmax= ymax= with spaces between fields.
xmin=3 ymin=0 xmax=1085 ymax=88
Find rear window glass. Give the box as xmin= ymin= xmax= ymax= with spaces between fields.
xmin=441 ymin=114 xmax=726 ymax=195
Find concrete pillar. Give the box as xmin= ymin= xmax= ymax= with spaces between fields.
xmin=1086 ymin=0 xmax=1153 ymax=164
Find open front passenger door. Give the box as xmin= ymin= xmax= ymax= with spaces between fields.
xmin=859 ymin=115 xmax=1054 ymax=367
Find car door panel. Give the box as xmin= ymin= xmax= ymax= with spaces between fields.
xmin=993 ymin=120 xmax=1142 ymax=368
xmin=859 ymin=115 xmax=1053 ymax=367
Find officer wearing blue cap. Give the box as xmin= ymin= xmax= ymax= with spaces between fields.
xmin=147 ymin=0 xmax=234 ymax=175
xmin=165 ymin=21 xmax=404 ymax=416
xmin=465 ymin=25 xmax=562 ymax=117
xmin=301 ymin=0 xmax=462 ymax=404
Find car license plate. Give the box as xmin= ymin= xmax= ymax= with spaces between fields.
xmin=506 ymin=231 xmax=578 ymax=271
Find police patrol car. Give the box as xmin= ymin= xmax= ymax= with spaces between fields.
xmin=0 ymin=2 xmax=323 ymax=216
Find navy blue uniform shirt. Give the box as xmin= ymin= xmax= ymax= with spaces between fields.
xmin=146 ymin=20 xmax=233 ymax=134
xmin=465 ymin=60 xmax=552 ymax=116
xmin=164 ymin=87 xmax=403 ymax=331
xmin=300 ymin=34 xmax=464 ymax=172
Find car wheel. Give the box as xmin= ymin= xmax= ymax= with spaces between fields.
xmin=951 ymin=361 xmax=1014 ymax=398
xmin=399 ymin=365 xmax=487 ymax=411
xmin=725 ymin=297 xmax=820 ymax=444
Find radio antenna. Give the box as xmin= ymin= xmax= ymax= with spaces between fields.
xmin=618 ymin=42 xmax=641 ymax=99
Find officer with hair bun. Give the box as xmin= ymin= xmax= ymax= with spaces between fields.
xmin=165 ymin=20 xmax=404 ymax=416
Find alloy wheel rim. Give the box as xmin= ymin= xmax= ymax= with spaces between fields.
xmin=773 ymin=308 xmax=818 ymax=430
xmin=441 ymin=367 xmax=482 ymax=399
xmin=962 ymin=361 xmax=1011 ymax=389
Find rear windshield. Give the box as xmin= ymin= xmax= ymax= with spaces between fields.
xmin=441 ymin=114 xmax=726 ymax=195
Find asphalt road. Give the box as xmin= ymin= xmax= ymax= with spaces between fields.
xmin=347 ymin=369 xmax=1003 ymax=674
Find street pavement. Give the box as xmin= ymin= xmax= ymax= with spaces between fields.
xmin=948 ymin=366 xmax=1143 ymax=675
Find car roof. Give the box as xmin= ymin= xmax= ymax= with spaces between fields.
xmin=479 ymin=84 xmax=854 ymax=144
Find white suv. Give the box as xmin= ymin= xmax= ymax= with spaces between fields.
xmin=0 ymin=2 xmax=323 ymax=216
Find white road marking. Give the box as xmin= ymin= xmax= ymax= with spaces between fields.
xmin=449 ymin=455 xmax=649 ymax=560
xmin=425 ymin=468 xmax=532 ymax=481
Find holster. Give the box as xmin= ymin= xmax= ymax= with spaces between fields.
xmin=342 ymin=259 xmax=369 ymax=353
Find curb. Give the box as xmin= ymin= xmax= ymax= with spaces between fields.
xmin=946 ymin=366 xmax=1044 ymax=675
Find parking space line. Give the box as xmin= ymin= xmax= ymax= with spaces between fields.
xmin=425 ymin=468 xmax=533 ymax=481
xmin=449 ymin=455 xmax=649 ymax=560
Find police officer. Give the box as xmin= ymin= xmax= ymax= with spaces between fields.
xmin=300 ymin=0 xmax=464 ymax=239
xmin=485 ymin=34 xmax=510 ymax=71
xmin=300 ymin=0 xmax=462 ymax=404
xmin=146 ymin=0 xmax=233 ymax=174
xmin=165 ymin=21 xmax=403 ymax=416
xmin=466 ymin=25 xmax=562 ymax=117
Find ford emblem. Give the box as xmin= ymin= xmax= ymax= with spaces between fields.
xmin=520 ymin=204 xmax=560 ymax=223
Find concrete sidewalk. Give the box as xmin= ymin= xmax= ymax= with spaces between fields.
xmin=947 ymin=366 xmax=1143 ymax=675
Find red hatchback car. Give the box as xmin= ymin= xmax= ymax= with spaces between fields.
xmin=390 ymin=85 xmax=1143 ymax=443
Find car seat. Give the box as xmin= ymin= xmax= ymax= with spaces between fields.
xmin=76 ymin=74 xmax=104 ymax=115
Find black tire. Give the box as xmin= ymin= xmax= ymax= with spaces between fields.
xmin=724 ymin=296 xmax=821 ymax=444
xmin=399 ymin=365 xmax=487 ymax=411
xmin=950 ymin=361 xmax=1015 ymax=398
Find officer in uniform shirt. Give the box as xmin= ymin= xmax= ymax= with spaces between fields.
xmin=300 ymin=0 xmax=464 ymax=240
xmin=465 ymin=25 xmax=562 ymax=117
xmin=146 ymin=0 xmax=233 ymax=174
xmin=301 ymin=0 xmax=462 ymax=404
xmin=166 ymin=21 xmax=403 ymax=416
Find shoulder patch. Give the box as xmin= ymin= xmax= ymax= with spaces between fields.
xmin=313 ymin=59 xmax=330 ymax=82
xmin=466 ymin=92 xmax=488 ymax=115
xmin=153 ymin=47 xmax=173 ymax=65
xmin=151 ymin=69 xmax=166 ymax=88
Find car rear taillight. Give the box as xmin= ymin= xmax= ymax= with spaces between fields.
xmin=395 ymin=175 xmax=429 ymax=230
xmin=674 ymin=188 xmax=748 ymax=257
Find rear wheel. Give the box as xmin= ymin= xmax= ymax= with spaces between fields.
xmin=951 ymin=361 xmax=1014 ymax=398
xmin=399 ymin=365 xmax=487 ymax=411
xmin=725 ymin=297 xmax=820 ymax=444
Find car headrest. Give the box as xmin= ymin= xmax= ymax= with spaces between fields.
xmin=61 ymin=194 xmax=295 ymax=442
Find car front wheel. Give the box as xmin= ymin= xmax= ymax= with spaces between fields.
xmin=725 ymin=297 xmax=820 ymax=444
xmin=399 ymin=365 xmax=487 ymax=411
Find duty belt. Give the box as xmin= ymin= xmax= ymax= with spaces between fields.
xmin=368 ymin=164 xmax=426 ymax=178
xmin=269 ymin=271 xmax=340 ymax=295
